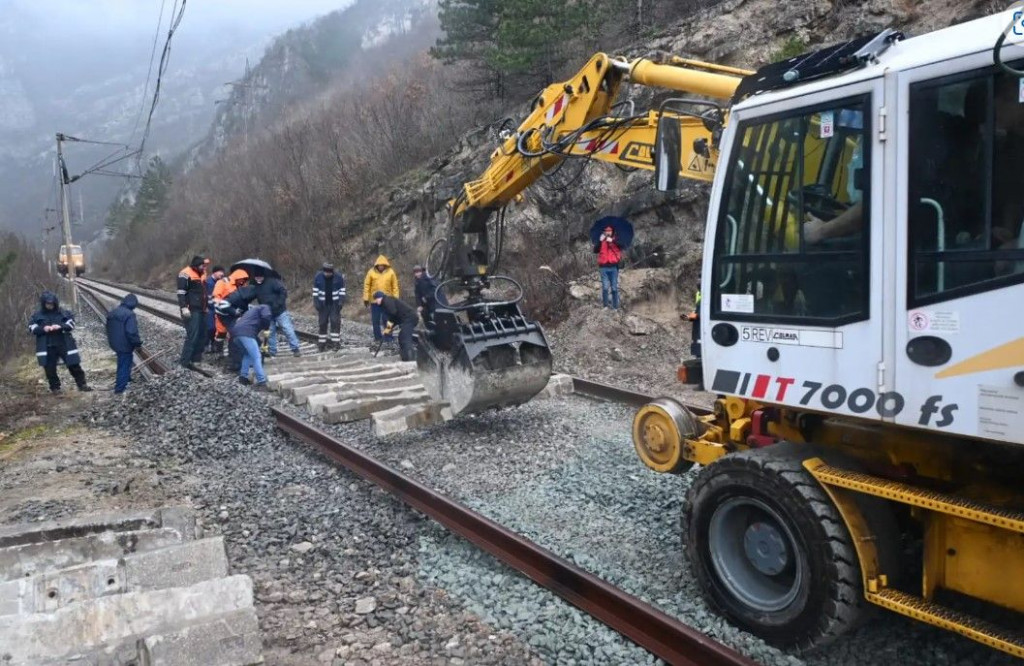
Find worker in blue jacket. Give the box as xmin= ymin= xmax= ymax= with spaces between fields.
xmin=105 ymin=294 xmax=143 ymax=394
xmin=230 ymin=304 xmax=273 ymax=390
xmin=28 ymin=291 xmax=92 ymax=393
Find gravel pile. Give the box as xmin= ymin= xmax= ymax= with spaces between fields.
xmin=295 ymin=396 xmax=1018 ymax=666
xmin=82 ymin=371 xmax=540 ymax=665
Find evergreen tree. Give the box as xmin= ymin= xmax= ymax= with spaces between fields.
xmin=130 ymin=157 xmax=172 ymax=229
xmin=431 ymin=0 xmax=505 ymax=95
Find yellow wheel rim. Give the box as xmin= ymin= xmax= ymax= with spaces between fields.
xmin=633 ymin=398 xmax=694 ymax=473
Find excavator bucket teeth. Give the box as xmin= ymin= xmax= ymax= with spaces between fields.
xmin=416 ymin=307 xmax=553 ymax=415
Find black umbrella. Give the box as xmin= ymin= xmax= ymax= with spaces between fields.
xmin=589 ymin=216 xmax=634 ymax=249
xmin=229 ymin=258 xmax=280 ymax=280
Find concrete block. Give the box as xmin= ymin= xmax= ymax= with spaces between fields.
xmin=141 ymin=608 xmax=263 ymax=666
xmin=321 ymin=393 xmax=430 ymax=424
xmin=0 ymin=537 xmax=228 ymax=616
xmin=0 ymin=507 xmax=194 ymax=549
xmin=0 ymin=528 xmax=185 ymax=583
xmin=536 ymin=373 xmax=575 ymax=400
xmin=371 ymin=402 xmax=453 ymax=437
xmin=0 ymin=575 xmax=256 ymax=661
xmin=306 ymin=384 xmax=427 ymax=415
xmin=291 ymin=373 xmax=420 ymax=405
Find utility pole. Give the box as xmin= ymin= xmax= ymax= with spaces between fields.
xmin=56 ymin=133 xmax=78 ymax=309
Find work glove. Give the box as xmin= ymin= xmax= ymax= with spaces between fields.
xmin=363 ymin=300 xmax=370 ymax=307
xmin=383 ymin=323 xmax=394 ymax=336
xmin=180 ymin=307 xmax=191 ymax=322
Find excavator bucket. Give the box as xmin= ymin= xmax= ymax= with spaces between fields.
xmin=417 ymin=303 xmax=553 ymax=415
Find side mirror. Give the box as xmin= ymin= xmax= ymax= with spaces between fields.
xmin=654 ymin=114 xmax=682 ymax=192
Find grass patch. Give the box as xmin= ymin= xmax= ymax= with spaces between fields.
xmin=772 ymin=35 xmax=808 ymax=63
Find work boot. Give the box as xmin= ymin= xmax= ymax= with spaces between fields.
xmin=253 ymin=382 xmax=269 ymax=392
xmin=238 ymin=376 xmax=250 ymax=386
xmin=317 ymin=342 xmax=326 ymax=353
xmin=332 ymin=341 xmax=341 ymax=351
xmin=77 ymin=384 xmax=93 ymax=392
xmin=50 ymin=387 xmax=62 ymax=394
xmin=292 ymin=349 xmax=301 ymax=358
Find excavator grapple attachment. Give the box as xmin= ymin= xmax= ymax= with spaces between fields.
xmin=417 ymin=303 xmax=553 ymax=415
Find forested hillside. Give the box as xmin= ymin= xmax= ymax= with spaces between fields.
xmin=100 ymin=0 xmax=1006 ymax=329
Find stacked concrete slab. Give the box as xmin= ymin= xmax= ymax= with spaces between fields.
xmin=0 ymin=507 xmax=262 ymax=665
xmin=263 ymin=350 xmax=454 ymax=436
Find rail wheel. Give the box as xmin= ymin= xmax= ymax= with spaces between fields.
xmin=683 ymin=442 xmax=864 ymax=651
xmin=632 ymin=398 xmax=698 ymax=474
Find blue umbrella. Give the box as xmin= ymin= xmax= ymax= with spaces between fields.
xmin=589 ymin=216 xmax=634 ymax=249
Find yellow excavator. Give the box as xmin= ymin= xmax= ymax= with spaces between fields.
xmin=426 ymin=7 xmax=1024 ymax=659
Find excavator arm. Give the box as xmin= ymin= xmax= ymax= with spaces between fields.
xmin=420 ymin=53 xmax=751 ymax=415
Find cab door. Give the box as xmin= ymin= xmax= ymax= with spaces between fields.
xmin=701 ymin=78 xmax=889 ymax=420
xmin=893 ymin=54 xmax=1024 ymax=444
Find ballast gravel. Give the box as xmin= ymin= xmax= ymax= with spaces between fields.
xmin=76 ymin=284 xmax=1019 ymax=666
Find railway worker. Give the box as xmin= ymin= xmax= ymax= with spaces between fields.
xmin=204 ymin=265 xmax=224 ymax=355
xmin=362 ymin=255 xmax=399 ymax=344
xmin=177 ymin=255 xmax=208 ymax=369
xmin=213 ymin=268 xmax=251 ymax=372
xmin=28 ymin=291 xmax=92 ymax=394
xmin=412 ymin=265 xmax=438 ymax=328
xmin=594 ymin=224 xmax=621 ymax=310
xmin=105 ymin=294 xmax=142 ymax=395
xmin=313 ymin=262 xmax=345 ymax=352
xmin=252 ymin=268 xmax=301 ymax=358
xmin=372 ymin=291 xmax=418 ymax=362
xmin=231 ymin=303 xmax=273 ymax=390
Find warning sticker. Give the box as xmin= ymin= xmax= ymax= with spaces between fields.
xmin=907 ymin=309 xmax=959 ymax=334
xmin=978 ymin=384 xmax=1024 ymax=440
xmin=820 ymin=111 xmax=834 ymax=138
xmin=721 ymin=293 xmax=754 ymax=314
xmin=1019 ymin=77 xmax=1024 ymax=104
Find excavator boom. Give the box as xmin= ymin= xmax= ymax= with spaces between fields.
xmin=420 ymin=52 xmax=750 ymax=415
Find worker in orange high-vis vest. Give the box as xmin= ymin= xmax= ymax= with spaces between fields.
xmin=212 ymin=268 xmax=251 ymax=372
xmin=177 ymin=255 xmax=208 ymax=368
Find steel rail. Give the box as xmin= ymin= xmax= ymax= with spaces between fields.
xmin=572 ymin=377 xmax=713 ymax=416
xmin=271 ymin=407 xmax=756 ymax=666
xmin=77 ymin=283 xmax=170 ymax=376
xmin=78 ymin=276 xmax=320 ymax=344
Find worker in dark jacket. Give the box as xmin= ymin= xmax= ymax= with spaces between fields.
xmin=252 ymin=268 xmax=300 ymax=357
xmin=105 ymin=294 xmax=142 ymax=394
xmin=412 ymin=265 xmax=439 ymax=328
xmin=372 ymin=291 xmax=418 ymax=362
xmin=177 ymin=255 xmax=207 ymax=368
xmin=204 ymin=265 xmax=224 ymax=354
xmin=231 ymin=303 xmax=273 ymax=389
xmin=313 ymin=262 xmax=345 ymax=352
xmin=28 ymin=291 xmax=92 ymax=393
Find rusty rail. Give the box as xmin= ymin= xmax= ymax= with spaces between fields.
xmin=271 ymin=407 xmax=755 ymax=666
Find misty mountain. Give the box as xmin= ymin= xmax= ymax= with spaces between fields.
xmin=0 ymin=2 xmax=350 ymax=246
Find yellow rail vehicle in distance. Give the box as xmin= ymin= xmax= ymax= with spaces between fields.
xmin=57 ymin=245 xmax=85 ymax=276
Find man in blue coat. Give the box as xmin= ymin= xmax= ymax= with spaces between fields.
xmin=28 ymin=291 xmax=92 ymax=393
xmin=313 ymin=262 xmax=345 ymax=352
xmin=105 ymin=294 xmax=142 ymax=394
xmin=231 ymin=304 xmax=273 ymax=389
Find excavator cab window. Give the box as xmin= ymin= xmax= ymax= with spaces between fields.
xmin=908 ymin=63 xmax=1024 ymax=305
xmin=712 ymin=96 xmax=871 ymax=324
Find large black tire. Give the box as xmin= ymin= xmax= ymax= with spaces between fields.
xmin=683 ymin=442 xmax=865 ymax=651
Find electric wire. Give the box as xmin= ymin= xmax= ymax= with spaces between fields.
xmin=136 ymin=0 xmax=188 ymax=168
xmin=128 ymin=0 xmax=169 ymax=149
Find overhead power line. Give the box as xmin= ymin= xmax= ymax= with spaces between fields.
xmin=136 ymin=0 xmax=188 ymax=169
xmin=128 ymin=0 xmax=169 ymax=149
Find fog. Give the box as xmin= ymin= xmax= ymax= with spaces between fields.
xmin=0 ymin=0 xmax=354 ymax=236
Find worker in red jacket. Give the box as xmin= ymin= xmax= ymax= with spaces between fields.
xmin=594 ymin=224 xmax=621 ymax=310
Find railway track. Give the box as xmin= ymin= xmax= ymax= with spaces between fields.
xmin=73 ymin=275 xmax=753 ymax=665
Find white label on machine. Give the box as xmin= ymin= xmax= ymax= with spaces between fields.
xmin=907 ymin=309 xmax=959 ymax=334
xmin=1019 ymin=77 xmax=1024 ymax=103
xmin=978 ymin=384 xmax=1024 ymax=440
xmin=740 ymin=326 xmax=843 ymax=348
xmin=819 ymin=111 xmax=834 ymax=138
xmin=721 ymin=294 xmax=754 ymax=313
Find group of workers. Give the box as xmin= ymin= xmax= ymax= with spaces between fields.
xmin=27 ymin=253 xmax=440 ymax=395
xmin=176 ymin=254 xmax=439 ymax=390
